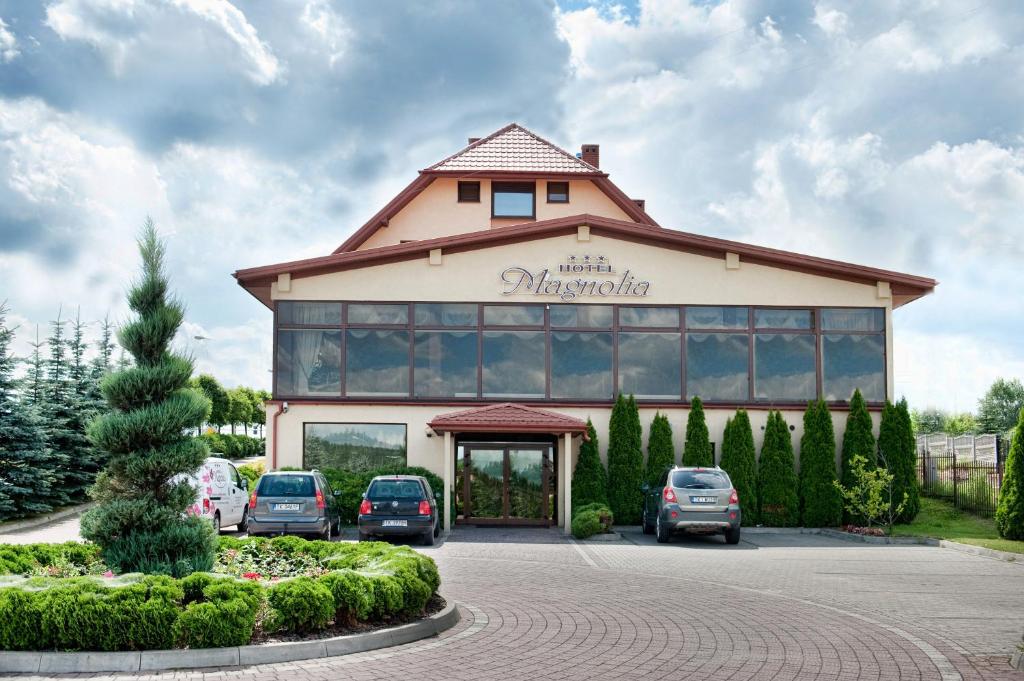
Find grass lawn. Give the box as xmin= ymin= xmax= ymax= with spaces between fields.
xmin=891 ymin=497 xmax=1024 ymax=554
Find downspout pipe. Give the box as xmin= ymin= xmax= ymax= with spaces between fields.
xmin=269 ymin=401 xmax=286 ymax=470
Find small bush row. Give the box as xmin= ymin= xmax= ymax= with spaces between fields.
xmin=0 ymin=536 xmax=440 ymax=652
xmin=199 ymin=433 xmax=265 ymax=460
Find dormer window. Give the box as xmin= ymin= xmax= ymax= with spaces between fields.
xmin=547 ymin=181 xmax=569 ymax=203
xmin=458 ymin=181 xmax=480 ymax=203
xmin=492 ymin=181 xmax=535 ymax=218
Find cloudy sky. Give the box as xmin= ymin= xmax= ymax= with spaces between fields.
xmin=1 ymin=0 xmax=1021 ymax=413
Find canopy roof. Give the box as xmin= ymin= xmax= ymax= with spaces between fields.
xmin=428 ymin=403 xmax=589 ymax=436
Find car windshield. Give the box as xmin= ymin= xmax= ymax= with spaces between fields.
xmin=368 ymin=480 xmax=423 ymax=499
xmin=257 ymin=475 xmax=315 ymax=497
xmin=671 ymin=470 xmax=730 ymax=490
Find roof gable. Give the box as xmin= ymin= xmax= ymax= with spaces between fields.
xmin=427 ymin=124 xmax=600 ymax=174
xmin=428 ymin=402 xmax=589 ymax=434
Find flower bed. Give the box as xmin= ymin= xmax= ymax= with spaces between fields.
xmin=0 ymin=536 xmax=440 ymax=652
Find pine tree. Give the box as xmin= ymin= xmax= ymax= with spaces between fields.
xmin=683 ymin=396 xmax=713 ymax=466
xmin=0 ymin=304 xmax=57 ymax=519
xmin=995 ymin=407 xmax=1024 ymax=539
xmin=645 ymin=412 xmax=675 ymax=486
xmin=80 ymin=221 xmax=215 ymax=576
xmin=571 ymin=419 xmax=608 ymax=513
xmin=798 ymin=400 xmax=842 ymax=527
xmin=720 ymin=409 xmax=758 ymax=524
xmin=607 ymin=393 xmax=644 ymax=524
xmin=757 ymin=411 xmax=799 ymax=526
xmin=841 ymin=389 xmax=876 ymax=523
xmin=878 ymin=398 xmax=920 ymax=523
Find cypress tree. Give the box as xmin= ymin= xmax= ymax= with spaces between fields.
xmin=571 ymin=419 xmax=608 ymax=513
xmin=645 ymin=412 xmax=675 ymax=486
xmin=683 ymin=396 xmax=713 ymax=466
xmin=607 ymin=393 xmax=643 ymax=524
xmin=880 ymin=398 xmax=920 ymax=523
xmin=798 ymin=400 xmax=842 ymax=527
xmin=0 ymin=304 xmax=58 ymax=519
xmin=841 ymin=389 xmax=876 ymax=523
xmin=720 ymin=409 xmax=758 ymax=524
xmin=757 ymin=411 xmax=799 ymax=526
xmin=995 ymin=407 xmax=1024 ymax=539
xmin=80 ymin=221 xmax=215 ymax=576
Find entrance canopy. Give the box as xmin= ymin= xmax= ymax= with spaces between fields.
xmin=428 ymin=402 xmax=588 ymax=437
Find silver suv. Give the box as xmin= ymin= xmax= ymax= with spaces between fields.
xmin=641 ymin=466 xmax=742 ymax=544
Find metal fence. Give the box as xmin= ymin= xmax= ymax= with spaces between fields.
xmin=916 ymin=432 xmax=1009 ymax=516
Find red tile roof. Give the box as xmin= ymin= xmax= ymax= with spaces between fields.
xmin=427 ymin=124 xmax=600 ymax=174
xmin=428 ymin=403 xmax=589 ymax=435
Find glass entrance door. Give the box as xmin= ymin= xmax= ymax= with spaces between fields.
xmin=460 ymin=443 xmax=553 ymax=525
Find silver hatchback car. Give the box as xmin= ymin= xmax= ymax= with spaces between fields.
xmin=641 ymin=466 xmax=742 ymax=544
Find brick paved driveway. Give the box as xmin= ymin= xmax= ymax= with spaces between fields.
xmin=9 ymin=526 xmax=1024 ymax=680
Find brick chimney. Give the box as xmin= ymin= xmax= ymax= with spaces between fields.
xmin=632 ymin=199 xmax=646 ymax=211
xmin=468 ymin=137 xmax=481 ymax=145
xmin=581 ymin=144 xmax=600 ymax=169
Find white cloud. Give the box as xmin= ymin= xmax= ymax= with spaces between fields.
xmin=0 ymin=17 xmax=19 ymax=62
xmin=299 ymin=0 xmax=350 ymax=68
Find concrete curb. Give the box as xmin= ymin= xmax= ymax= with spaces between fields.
xmin=936 ymin=539 xmax=1021 ymax=563
xmin=0 ymin=503 xmax=94 ymax=535
xmin=818 ymin=529 xmax=937 ymax=546
xmin=583 ymin=532 xmax=622 ymax=542
xmin=0 ymin=595 xmax=460 ymax=673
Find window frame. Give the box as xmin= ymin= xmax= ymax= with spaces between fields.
xmin=302 ymin=422 xmax=408 ymax=471
xmin=546 ymin=181 xmax=569 ymax=204
xmin=272 ymin=301 xmax=888 ymax=408
xmin=457 ymin=181 xmax=480 ymax=203
xmin=491 ymin=181 xmax=536 ymax=219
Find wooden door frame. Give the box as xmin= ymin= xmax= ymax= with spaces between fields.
xmin=458 ymin=440 xmax=555 ymax=526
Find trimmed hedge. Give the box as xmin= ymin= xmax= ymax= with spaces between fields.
xmin=0 ymin=542 xmax=103 ymax=575
xmin=0 ymin=536 xmax=440 ymax=651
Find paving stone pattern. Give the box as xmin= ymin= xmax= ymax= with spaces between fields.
xmin=7 ymin=526 xmax=1024 ymax=680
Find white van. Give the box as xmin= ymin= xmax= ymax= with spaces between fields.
xmin=183 ymin=457 xmax=250 ymax=533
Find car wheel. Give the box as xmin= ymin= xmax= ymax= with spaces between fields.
xmin=237 ymin=507 xmax=249 ymax=533
xmin=421 ymin=525 xmax=435 ymax=546
xmin=321 ymin=521 xmax=332 ymax=542
xmin=433 ymin=519 xmax=441 ymax=537
xmin=725 ymin=526 xmax=741 ymax=545
xmin=212 ymin=512 xmax=221 ymax=535
xmin=655 ymin=513 xmax=670 ymax=543
xmin=641 ymin=506 xmax=654 ymax=535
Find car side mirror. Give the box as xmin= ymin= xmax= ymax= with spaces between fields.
xmin=640 ymin=483 xmax=650 ymax=493
xmin=333 ymin=490 xmax=341 ymax=497
xmin=434 ymin=491 xmax=441 ymax=499
xmin=241 ymin=479 xmax=249 ymax=490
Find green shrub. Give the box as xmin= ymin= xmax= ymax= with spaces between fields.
xmin=607 ymin=394 xmax=644 ymax=525
xmin=267 ymin=577 xmax=335 ymax=634
xmin=174 ymin=578 xmax=262 ymax=648
xmin=719 ymin=410 xmax=758 ymax=524
xmin=237 ymin=462 xmax=264 ymax=488
xmin=0 ymin=588 xmax=42 ymax=650
xmin=179 ymin=572 xmax=214 ymax=604
xmin=97 ymin=517 xmax=217 ymax=578
xmin=757 ymin=411 xmax=799 ymax=526
xmin=799 ymin=400 xmax=842 ymax=527
xmin=996 ymin=407 xmax=1024 ymax=539
xmin=571 ymin=419 xmax=608 ymax=514
xmin=0 ymin=542 xmax=103 ymax=575
xmin=319 ymin=571 xmax=373 ymax=623
xmin=683 ymin=396 xmax=713 ymax=466
xmin=269 ymin=535 xmax=308 ymax=556
xmin=367 ymin=574 xmax=404 ymax=619
xmin=644 ymin=412 xmax=675 ymax=487
xmin=571 ymin=510 xmax=603 ymax=539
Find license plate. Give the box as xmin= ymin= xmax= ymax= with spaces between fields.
xmin=274 ymin=503 xmax=300 ymax=511
xmin=382 ymin=519 xmax=407 ymax=527
xmin=690 ymin=496 xmax=716 ymax=504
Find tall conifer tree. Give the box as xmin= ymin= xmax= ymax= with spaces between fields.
xmin=81 ymin=221 xmax=215 ymax=576
xmin=683 ymin=396 xmax=713 ymax=466
xmin=840 ymin=389 xmax=876 ymax=523
xmin=645 ymin=412 xmax=675 ymax=486
xmin=757 ymin=411 xmax=799 ymax=526
xmin=41 ymin=312 xmax=74 ymax=505
xmin=798 ymin=400 xmax=842 ymax=527
xmin=607 ymin=393 xmax=644 ymax=524
xmin=571 ymin=419 xmax=608 ymax=512
xmin=878 ymin=398 xmax=920 ymax=523
xmin=720 ymin=409 xmax=758 ymax=524
xmin=0 ymin=304 xmax=57 ymax=519
xmin=995 ymin=407 xmax=1024 ymax=539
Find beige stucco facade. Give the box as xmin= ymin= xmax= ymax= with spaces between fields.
xmin=358 ymin=179 xmax=632 ymax=250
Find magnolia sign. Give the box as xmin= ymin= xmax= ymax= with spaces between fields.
xmin=500 ymin=255 xmax=651 ymax=301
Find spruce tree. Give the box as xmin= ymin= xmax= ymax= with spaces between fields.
xmin=757 ymin=411 xmax=799 ymax=526
xmin=0 ymin=304 xmax=57 ymax=519
xmin=683 ymin=396 xmax=713 ymax=466
xmin=23 ymin=326 xmax=45 ymax=407
xmin=841 ymin=389 xmax=876 ymax=523
xmin=571 ymin=419 xmax=608 ymax=513
xmin=798 ymin=400 xmax=842 ymax=527
xmin=645 ymin=412 xmax=675 ymax=486
xmin=720 ymin=409 xmax=758 ymax=524
xmin=40 ymin=312 xmax=74 ymax=506
xmin=67 ymin=311 xmax=108 ymax=495
xmin=995 ymin=407 xmax=1024 ymax=539
xmin=607 ymin=393 xmax=644 ymax=524
xmin=80 ymin=221 xmax=215 ymax=576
